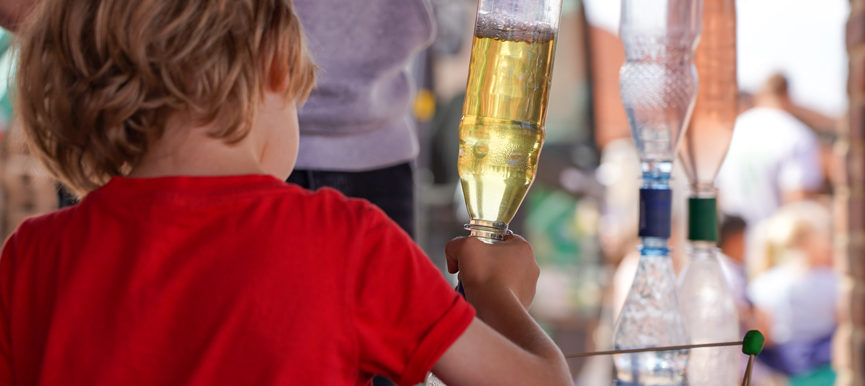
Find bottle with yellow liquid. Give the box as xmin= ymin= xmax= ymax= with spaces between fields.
xmin=427 ymin=2 xmax=562 ymax=385
xmin=458 ymin=3 xmax=561 ymax=242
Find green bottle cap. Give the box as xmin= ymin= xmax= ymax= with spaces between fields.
xmin=742 ymin=330 xmax=765 ymax=355
xmin=688 ymin=197 xmax=718 ymax=242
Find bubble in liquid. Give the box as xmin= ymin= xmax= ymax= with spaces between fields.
xmin=473 ymin=143 xmax=489 ymax=158
xmin=506 ymin=151 xmax=523 ymax=166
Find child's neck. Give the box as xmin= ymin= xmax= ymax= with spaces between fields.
xmin=130 ymin=121 xmax=267 ymax=178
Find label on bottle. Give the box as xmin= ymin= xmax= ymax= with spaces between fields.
xmin=638 ymin=188 xmax=672 ymax=238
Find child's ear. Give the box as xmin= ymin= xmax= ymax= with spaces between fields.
xmin=267 ymin=55 xmax=289 ymax=93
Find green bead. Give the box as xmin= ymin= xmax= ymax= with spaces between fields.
xmin=742 ymin=330 xmax=765 ymax=355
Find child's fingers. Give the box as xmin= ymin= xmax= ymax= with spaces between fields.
xmin=445 ymin=236 xmax=468 ymax=274
xmin=501 ymin=233 xmax=528 ymax=244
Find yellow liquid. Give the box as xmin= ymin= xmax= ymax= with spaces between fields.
xmin=458 ymin=35 xmax=555 ymax=226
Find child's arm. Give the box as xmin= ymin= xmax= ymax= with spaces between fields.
xmin=431 ymin=236 xmax=571 ymax=385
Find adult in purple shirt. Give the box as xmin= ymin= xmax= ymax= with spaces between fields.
xmin=288 ymin=0 xmax=435 ymax=238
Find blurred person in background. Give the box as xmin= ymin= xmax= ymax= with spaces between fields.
xmin=747 ymin=201 xmax=837 ymax=385
xmin=717 ymin=215 xmax=749 ymax=313
xmin=717 ymin=215 xmax=791 ymax=386
xmin=717 ymin=73 xmax=823 ymax=229
xmin=287 ymin=1 xmax=435 ymax=240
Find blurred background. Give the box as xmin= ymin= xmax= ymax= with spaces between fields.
xmin=0 ymin=0 xmax=859 ymax=385
xmin=410 ymin=0 xmax=850 ymax=385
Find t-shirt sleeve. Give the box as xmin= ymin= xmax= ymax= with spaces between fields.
xmin=346 ymin=203 xmax=475 ymax=386
xmin=0 ymin=232 xmax=18 ymax=384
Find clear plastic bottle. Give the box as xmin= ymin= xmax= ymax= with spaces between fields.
xmin=676 ymin=0 xmax=739 ymax=383
xmin=613 ymin=238 xmax=690 ymax=385
xmin=619 ymin=0 xmax=702 ymax=167
xmin=614 ymin=0 xmax=701 ymax=384
xmin=429 ymin=0 xmax=562 ymax=384
xmin=679 ymin=0 xmax=737 ymax=194
xmin=459 ymin=0 xmax=563 ymax=242
xmin=677 ymin=242 xmax=739 ymax=386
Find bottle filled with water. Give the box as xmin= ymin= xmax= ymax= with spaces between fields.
xmin=613 ymin=0 xmax=702 ymax=384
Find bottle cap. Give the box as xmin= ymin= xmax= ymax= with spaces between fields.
xmin=688 ymin=197 xmax=718 ymax=242
xmin=742 ymin=330 xmax=765 ymax=356
xmin=638 ymin=188 xmax=672 ymax=238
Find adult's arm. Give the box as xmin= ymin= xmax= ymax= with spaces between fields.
xmin=0 ymin=0 xmax=32 ymax=31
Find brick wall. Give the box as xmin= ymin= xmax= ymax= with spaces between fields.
xmin=835 ymin=0 xmax=865 ymax=384
xmin=587 ymin=26 xmax=629 ymax=149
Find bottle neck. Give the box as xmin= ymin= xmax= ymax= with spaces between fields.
xmin=638 ymin=160 xmax=674 ymax=252
xmin=641 ymin=160 xmax=673 ymax=188
xmin=640 ymin=237 xmax=670 ymax=257
xmin=465 ymin=219 xmax=510 ymax=243
xmin=638 ymin=188 xmax=672 ymax=239
xmin=690 ymin=183 xmax=717 ymax=198
xmin=688 ymin=196 xmax=719 ymax=243
xmin=687 ymin=240 xmax=718 ymax=259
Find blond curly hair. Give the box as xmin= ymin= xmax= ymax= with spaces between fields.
xmin=15 ymin=0 xmax=315 ymax=195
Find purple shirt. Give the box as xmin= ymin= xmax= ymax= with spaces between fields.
xmin=293 ymin=0 xmax=435 ymax=171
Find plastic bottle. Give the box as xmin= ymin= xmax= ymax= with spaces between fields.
xmin=613 ymin=0 xmax=701 ymax=384
xmin=677 ymin=241 xmax=740 ymax=386
xmin=677 ymin=0 xmax=740 ymax=383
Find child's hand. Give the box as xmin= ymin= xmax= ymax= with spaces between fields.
xmin=445 ymin=235 xmax=538 ymax=309
xmin=436 ymin=236 xmax=570 ymax=386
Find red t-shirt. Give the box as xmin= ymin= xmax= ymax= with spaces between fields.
xmin=0 ymin=175 xmax=474 ymax=385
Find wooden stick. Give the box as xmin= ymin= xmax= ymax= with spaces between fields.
xmin=741 ymin=354 xmax=754 ymax=386
xmin=564 ymin=340 xmax=742 ymax=359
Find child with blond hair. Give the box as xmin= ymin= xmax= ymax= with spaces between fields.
xmin=0 ymin=1 xmax=570 ymax=385
xmin=748 ymin=201 xmax=836 ymax=380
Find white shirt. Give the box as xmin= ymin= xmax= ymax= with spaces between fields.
xmin=747 ymin=264 xmax=837 ymax=344
xmin=716 ymin=107 xmax=822 ymax=226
